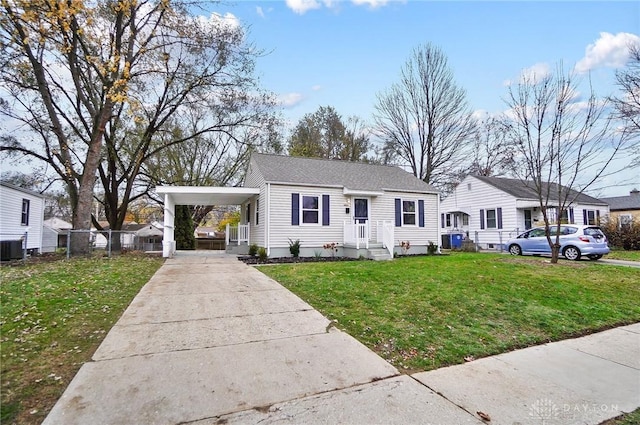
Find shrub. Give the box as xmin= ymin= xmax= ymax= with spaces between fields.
xmin=427 ymin=241 xmax=438 ymax=255
xmin=400 ymin=241 xmax=411 ymax=255
xmin=248 ymin=244 xmax=258 ymax=256
xmin=288 ymin=238 xmax=301 ymax=258
xmin=323 ymin=242 xmax=338 ymax=258
xmin=600 ymin=217 xmax=640 ymax=250
xmin=175 ymin=205 xmax=195 ymax=250
xmin=257 ymin=247 xmax=268 ymax=262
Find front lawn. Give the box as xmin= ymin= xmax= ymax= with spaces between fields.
xmin=606 ymin=250 xmax=640 ymax=262
xmin=0 ymin=254 xmax=165 ymax=425
xmin=259 ymin=252 xmax=640 ymax=372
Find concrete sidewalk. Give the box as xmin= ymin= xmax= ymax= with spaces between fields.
xmin=43 ymin=252 xmax=640 ymax=425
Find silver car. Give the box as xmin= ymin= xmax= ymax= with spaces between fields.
xmin=505 ymin=225 xmax=610 ymax=261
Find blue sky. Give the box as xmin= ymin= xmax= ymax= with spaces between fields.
xmin=206 ymin=0 xmax=639 ymax=196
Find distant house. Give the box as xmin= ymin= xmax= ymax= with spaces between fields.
xmin=157 ymin=153 xmax=441 ymax=260
xmin=600 ymin=189 xmax=640 ymax=229
xmin=440 ymin=175 xmax=610 ymax=250
xmin=0 ymin=181 xmax=46 ymax=257
xmin=43 ymin=217 xmax=73 ymax=251
xmin=92 ymin=222 xmax=163 ymax=251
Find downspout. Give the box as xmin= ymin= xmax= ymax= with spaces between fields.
xmin=436 ymin=192 xmax=442 ymax=254
xmin=266 ymin=183 xmax=271 ymax=256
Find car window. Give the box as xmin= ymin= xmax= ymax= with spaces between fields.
xmin=529 ymin=228 xmax=546 ymax=238
xmin=562 ymin=226 xmax=578 ymax=235
xmin=584 ymin=227 xmax=604 ymax=237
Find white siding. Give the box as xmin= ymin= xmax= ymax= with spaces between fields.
xmin=0 ymin=184 xmax=45 ymax=251
xmin=440 ymin=176 xmax=519 ymax=247
xmin=266 ymin=185 xmax=439 ymax=250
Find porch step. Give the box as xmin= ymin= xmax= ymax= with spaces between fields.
xmin=368 ymin=248 xmax=393 ymax=261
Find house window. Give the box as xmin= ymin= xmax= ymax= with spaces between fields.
xmin=486 ymin=209 xmax=497 ymax=229
xmin=584 ymin=209 xmax=598 ymax=225
xmin=619 ymin=214 xmax=632 ymax=230
xmin=255 ymin=198 xmax=259 ymax=225
xmin=21 ymin=199 xmax=30 ymax=225
xmin=302 ymin=195 xmax=319 ymax=224
xmin=402 ymin=200 xmax=416 ymax=226
xmin=462 ymin=214 xmax=469 ymax=226
xmin=445 ymin=213 xmax=451 ymax=227
xmin=467 ymin=183 xmax=472 ymax=191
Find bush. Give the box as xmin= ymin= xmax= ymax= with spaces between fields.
xmin=288 ymin=238 xmax=301 ymax=258
xmin=248 ymin=244 xmax=258 ymax=256
xmin=600 ymin=217 xmax=640 ymax=250
xmin=175 ymin=205 xmax=195 ymax=250
xmin=427 ymin=241 xmax=438 ymax=255
xmin=257 ymin=247 xmax=268 ymax=262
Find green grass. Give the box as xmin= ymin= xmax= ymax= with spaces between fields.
xmin=607 ymin=250 xmax=640 ymax=262
xmin=600 ymin=408 xmax=640 ymax=425
xmin=0 ymin=254 xmax=164 ymax=425
xmin=259 ymin=252 xmax=640 ymax=372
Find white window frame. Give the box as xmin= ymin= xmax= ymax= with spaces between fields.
xmin=445 ymin=213 xmax=451 ymax=227
xmin=402 ymin=199 xmax=417 ymax=226
xmin=462 ymin=214 xmax=469 ymax=226
xmin=301 ymin=194 xmax=321 ymax=225
xmin=21 ymin=199 xmax=30 ymax=226
xmin=619 ymin=214 xmax=632 ymax=230
xmin=586 ymin=209 xmax=597 ymax=225
xmin=486 ymin=209 xmax=497 ymax=229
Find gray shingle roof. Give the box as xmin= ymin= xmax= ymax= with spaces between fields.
xmin=600 ymin=190 xmax=640 ymax=211
xmin=472 ymin=175 xmax=608 ymax=206
xmin=250 ymin=153 xmax=438 ymax=194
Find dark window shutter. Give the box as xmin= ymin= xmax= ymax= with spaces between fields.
xmin=569 ymin=207 xmax=574 ymax=224
xmin=418 ymin=200 xmax=425 ymax=227
xmin=395 ymin=198 xmax=401 ymax=227
xmin=292 ymin=193 xmax=299 ymax=226
xmin=247 ymin=204 xmax=251 ymax=224
xmin=497 ymin=207 xmax=503 ymax=229
xmin=583 ymin=210 xmax=587 ymax=225
xmin=322 ymin=194 xmax=330 ymax=226
xmin=480 ymin=209 xmax=485 ymax=230
xmin=596 ymin=209 xmax=600 ymax=225
xmin=441 ymin=213 xmax=445 ymax=228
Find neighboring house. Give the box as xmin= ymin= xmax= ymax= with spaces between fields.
xmin=600 ymin=189 xmax=640 ymax=229
xmin=0 ymin=181 xmax=46 ymax=256
xmin=43 ymin=217 xmax=73 ymax=251
xmin=157 ymin=153 xmax=441 ymax=260
xmin=92 ymin=222 xmax=164 ymax=251
xmin=440 ymin=175 xmax=610 ymax=250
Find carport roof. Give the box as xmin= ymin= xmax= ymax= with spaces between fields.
xmin=155 ymin=186 xmax=259 ymax=205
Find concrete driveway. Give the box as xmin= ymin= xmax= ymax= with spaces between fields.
xmin=43 ymin=251 xmax=640 ymax=425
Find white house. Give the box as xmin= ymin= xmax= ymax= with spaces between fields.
xmin=440 ymin=175 xmax=610 ymax=250
xmin=0 ymin=181 xmax=46 ymax=257
xmin=157 ymin=153 xmax=441 ymax=260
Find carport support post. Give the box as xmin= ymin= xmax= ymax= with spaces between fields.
xmin=162 ymin=194 xmax=176 ymax=258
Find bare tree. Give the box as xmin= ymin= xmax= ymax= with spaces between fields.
xmin=469 ymin=116 xmax=516 ymax=177
xmin=610 ymin=43 xmax=640 ymax=165
xmin=288 ymin=106 xmax=372 ymax=162
xmin=503 ymin=66 xmax=622 ymax=263
xmin=1 ymin=1 xmax=276 ymax=254
xmin=373 ymin=43 xmax=476 ymax=188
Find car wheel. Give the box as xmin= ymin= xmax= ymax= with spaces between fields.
xmin=588 ymin=254 xmax=603 ymax=261
xmin=508 ymin=244 xmax=522 ymax=256
xmin=563 ymin=246 xmax=581 ymax=261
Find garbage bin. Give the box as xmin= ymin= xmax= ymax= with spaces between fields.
xmin=451 ymin=233 xmax=464 ymax=249
xmin=1 ymin=240 xmax=23 ymax=261
xmin=441 ymin=234 xmax=451 ymax=249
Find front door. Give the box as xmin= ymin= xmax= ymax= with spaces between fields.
xmin=524 ymin=210 xmax=532 ymax=230
xmin=353 ymin=198 xmax=369 ymax=224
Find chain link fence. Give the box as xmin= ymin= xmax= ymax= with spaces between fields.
xmin=65 ymin=229 xmax=163 ymax=258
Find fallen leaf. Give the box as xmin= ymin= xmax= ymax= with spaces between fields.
xmin=477 ymin=411 xmax=491 ymax=421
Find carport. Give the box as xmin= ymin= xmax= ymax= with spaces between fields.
xmin=156 ymin=186 xmax=260 ymax=258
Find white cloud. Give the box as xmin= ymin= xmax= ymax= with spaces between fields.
xmin=311 ymin=85 xmax=322 ymax=91
xmin=286 ymin=0 xmax=323 ymax=15
xmin=351 ymin=0 xmax=392 ymax=7
xmin=503 ymin=63 xmax=551 ymax=87
xmin=286 ymin=0 xmax=398 ymax=14
xmin=575 ymin=32 xmax=640 ymax=73
xmin=279 ymin=92 xmax=305 ymax=108
xmin=256 ymin=6 xmax=265 ymax=18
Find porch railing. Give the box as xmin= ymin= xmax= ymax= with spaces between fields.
xmin=343 ymin=221 xmax=369 ymax=249
xmin=226 ymin=224 xmax=250 ymax=246
xmin=376 ymin=220 xmax=394 ymax=257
